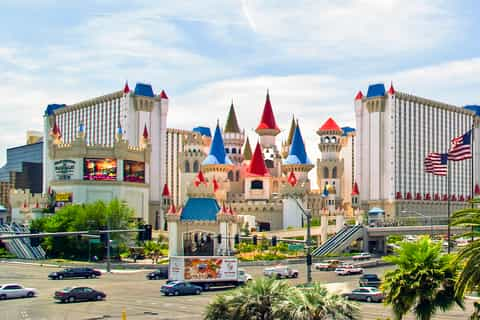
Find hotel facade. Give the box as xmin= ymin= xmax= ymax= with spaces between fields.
xmin=355 ymin=83 xmax=480 ymax=219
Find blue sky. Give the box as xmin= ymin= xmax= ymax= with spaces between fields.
xmin=2 ymin=0 xmax=480 ymax=179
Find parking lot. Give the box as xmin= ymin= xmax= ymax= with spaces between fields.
xmin=0 ymin=262 xmax=473 ymax=320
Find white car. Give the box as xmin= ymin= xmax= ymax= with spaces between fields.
xmin=263 ymin=265 xmax=299 ymax=279
xmin=352 ymin=252 xmax=371 ymax=261
xmin=335 ymin=265 xmax=364 ymax=276
xmin=0 ymin=284 xmax=37 ymax=300
xmin=239 ymin=269 xmax=253 ymax=283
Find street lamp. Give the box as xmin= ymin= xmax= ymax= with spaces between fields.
xmin=400 ymin=210 xmax=433 ymax=238
xmin=289 ymin=196 xmax=312 ymax=284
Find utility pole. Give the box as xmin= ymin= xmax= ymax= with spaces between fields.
xmin=106 ymin=217 xmax=111 ymax=273
xmin=305 ymin=209 xmax=312 ymax=284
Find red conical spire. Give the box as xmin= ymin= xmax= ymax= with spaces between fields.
xmin=388 ymin=82 xmax=395 ymax=95
xmin=162 ymin=183 xmax=170 ymax=197
xmin=355 ymin=91 xmax=363 ymax=100
xmin=143 ymin=124 xmax=149 ymax=140
xmin=194 ymin=170 xmax=206 ymax=186
xmin=247 ymin=142 xmax=269 ymax=176
xmin=351 ymin=182 xmax=359 ymax=196
xmin=319 ymin=117 xmax=342 ymax=132
xmin=160 ymin=90 xmax=168 ymax=99
xmin=51 ymin=121 xmax=61 ymax=137
xmin=123 ymin=81 xmax=130 ymax=94
xmin=256 ymin=90 xmax=280 ymax=134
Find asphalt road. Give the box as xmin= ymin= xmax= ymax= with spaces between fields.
xmin=0 ymin=262 xmax=474 ymax=320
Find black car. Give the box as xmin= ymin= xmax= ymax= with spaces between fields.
xmin=160 ymin=281 xmax=202 ymax=296
xmin=359 ymin=274 xmax=382 ymax=288
xmin=146 ymin=266 xmax=169 ymax=280
xmin=54 ymin=287 xmax=106 ymax=303
xmin=48 ymin=268 xmax=102 ymax=280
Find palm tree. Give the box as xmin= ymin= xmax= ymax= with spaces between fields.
xmin=204 ymin=278 xmax=359 ymax=320
xmin=383 ymin=236 xmax=463 ymax=320
xmin=451 ymin=200 xmax=480 ymax=298
xmin=143 ymin=240 xmax=162 ymax=264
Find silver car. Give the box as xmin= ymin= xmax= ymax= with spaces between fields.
xmin=0 ymin=284 xmax=37 ymax=300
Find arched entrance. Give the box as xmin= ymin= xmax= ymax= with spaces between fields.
xmin=183 ymin=231 xmax=214 ymax=256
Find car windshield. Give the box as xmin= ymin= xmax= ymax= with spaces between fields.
xmin=62 ymin=287 xmax=72 ymax=292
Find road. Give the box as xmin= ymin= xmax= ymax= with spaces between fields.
xmin=0 ymin=262 xmax=474 ymax=320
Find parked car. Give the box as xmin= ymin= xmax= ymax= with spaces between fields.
xmin=342 ymin=287 xmax=384 ymax=302
xmin=335 ymin=265 xmax=364 ymax=276
xmin=352 ymin=252 xmax=372 ymax=261
xmin=314 ymin=260 xmax=341 ymax=271
xmin=146 ymin=266 xmax=169 ymax=280
xmin=263 ymin=265 xmax=299 ymax=279
xmin=0 ymin=284 xmax=37 ymax=300
xmin=54 ymin=287 xmax=106 ymax=303
xmin=359 ymin=274 xmax=382 ymax=287
xmin=48 ymin=268 xmax=102 ymax=280
xmin=160 ymin=281 xmax=202 ymax=296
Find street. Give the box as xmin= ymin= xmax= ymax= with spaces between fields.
xmin=0 ymin=262 xmax=473 ymax=320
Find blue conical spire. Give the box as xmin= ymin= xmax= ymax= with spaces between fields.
xmin=322 ymin=184 xmax=329 ymax=197
xmin=202 ymin=123 xmax=232 ymax=165
xmin=284 ymin=123 xmax=311 ymax=165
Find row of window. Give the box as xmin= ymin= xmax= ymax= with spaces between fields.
xmin=323 ymin=167 xmax=338 ymax=179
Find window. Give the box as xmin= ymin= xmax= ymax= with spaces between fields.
xmin=324 ymin=137 xmax=330 ymax=143
xmin=228 ymin=170 xmax=234 ymax=181
xmin=265 ymin=159 xmax=274 ymax=168
xmin=332 ymin=167 xmax=337 ymax=179
xmin=232 ymin=148 xmax=237 ymax=154
xmin=323 ymin=167 xmax=329 ymax=179
xmin=185 ymin=161 xmax=190 ymax=173
xmin=251 ymin=180 xmax=263 ymax=189
xmin=331 ymin=136 xmax=336 ymax=143
xmin=193 ymin=160 xmax=199 ymax=173
xmin=225 ymin=148 xmax=229 ymax=153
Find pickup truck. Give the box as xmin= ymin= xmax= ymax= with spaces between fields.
xmin=263 ymin=265 xmax=299 ymax=279
xmin=352 ymin=252 xmax=372 ymax=261
xmin=314 ymin=260 xmax=341 ymax=271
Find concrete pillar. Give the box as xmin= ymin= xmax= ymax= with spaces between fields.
xmin=335 ymin=213 xmax=345 ymax=232
xmin=166 ymin=214 xmax=180 ymax=256
xmin=320 ymin=212 xmax=329 ymax=244
xmin=220 ymin=221 xmax=228 ymax=254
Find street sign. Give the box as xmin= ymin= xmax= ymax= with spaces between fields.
xmin=89 ymin=239 xmax=101 ymax=244
xmin=288 ymin=244 xmax=304 ymax=251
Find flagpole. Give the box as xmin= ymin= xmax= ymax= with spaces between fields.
xmin=471 ymin=122 xmax=475 ymax=242
xmin=447 ymin=158 xmax=451 ymax=254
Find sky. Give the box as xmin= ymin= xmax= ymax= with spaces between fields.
xmin=1 ymin=0 xmax=480 ymax=188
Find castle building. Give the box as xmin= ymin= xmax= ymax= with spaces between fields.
xmin=43 ymin=82 xmax=168 ymax=224
xmin=355 ymin=83 xmax=479 ymax=218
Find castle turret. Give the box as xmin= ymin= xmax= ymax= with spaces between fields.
xmin=223 ymin=101 xmax=245 ymax=164
xmin=242 ymin=137 xmax=252 ymax=163
xmin=244 ymin=142 xmax=271 ymax=200
xmin=282 ymin=121 xmax=314 ymax=187
xmin=281 ymin=115 xmax=296 ymax=158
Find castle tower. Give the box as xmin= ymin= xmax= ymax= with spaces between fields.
xmin=242 ymin=137 xmax=252 ymax=163
xmin=244 ymin=142 xmax=271 ymax=200
xmin=223 ymin=101 xmax=245 ymax=164
xmin=281 ymin=115 xmax=296 ymax=159
xmin=255 ymin=90 xmax=281 ymax=176
xmin=160 ymin=183 xmax=172 ymax=230
xmin=179 ymin=131 xmax=207 ymax=204
xmin=317 ymin=117 xmax=344 ymax=211
xmin=282 ymin=121 xmax=314 ymax=186
xmin=202 ymin=123 xmax=234 ymax=201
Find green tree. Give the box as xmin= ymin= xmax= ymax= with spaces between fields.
xmin=143 ymin=240 xmax=163 ymax=264
xmin=383 ymin=236 xmax=463 ymax=320
xmin=450 ymin=202 xmax=480 ymax=298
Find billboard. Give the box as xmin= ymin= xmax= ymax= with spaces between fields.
xmin=169 ymin=257 xmax=238 ymax=282
xmin=55 ymin=192 xmax=73 ymax=207
xmin=123 ymin=160 xmax=145 ymax=183
xmin=83 ymin=158 xmax=117 ymax=181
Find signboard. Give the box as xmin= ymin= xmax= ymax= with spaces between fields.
xmin=89 ymin=239 xmax=101 ymax=244
xmin=54 ymin=160 xmax=75 ymax=180
xmin=169 ymin=257 xmax=238 ymax=282
xmin=84 ymin=158 xmax=117 ymax=181
xmin=288 ymin=244 xmax=304 ymax=251
xmin=55 ymin=192 xmax=73 ymax=208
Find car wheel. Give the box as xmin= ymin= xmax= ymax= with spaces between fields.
xmin=0 ymin=294 xmax=6 ymax=300
xmin=155 ymin=276 xmax=160 ymax=280
xmin=195 ymin=289 xmax=201 ymax=295
xmin=91 ymin=274 xmax=97 ymax=279
xmin=293 ymin=273 xmax=298 ymax=278
xmin=68 ymin=296 xmax=75 ymax=303
xmin=58 ymin=275 xmax=63 ymax=280
xmin=366 ymin=296 xmax=372 ymax=303
xmin=27 ymin=292 xmax=34 ymax=298
xmin=174 ymin=291 xmax=179 ymax=296
xmin=96 ymin=295 xmax=103 ymax=301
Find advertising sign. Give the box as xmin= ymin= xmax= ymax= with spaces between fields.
xmin=83 ymin=158 xmax=117 ymax=181
xmin=55 ymin=192 xmax=73 ymax=208
xmin=169 ymin=257 xmax=238 ymax=282
xmin=54 ymin=160 xmax=75 ymax=180
xmin=123 ymin=160 xmax=145 ymax=183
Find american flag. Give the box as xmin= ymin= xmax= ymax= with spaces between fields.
xmin=424 ymin=154 xmax=433 ymax=173
xmin=425 ymin=153 xmax=448 ymax=176
xmin=448 ymin=130 xmax=472 ymax=161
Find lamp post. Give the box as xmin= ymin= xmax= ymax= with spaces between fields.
xmin=289 ymin=196 xmax=312 ymax=284
xmin=400 ymin=210 xmax=433 ymax=238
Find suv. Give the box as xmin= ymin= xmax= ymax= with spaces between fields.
xmin=48 ymin=268 xmax=102 ymax=280
xmin=146 ymin=266 xmax=169 ymax=280
xmin=359 ymin=274 xmax=381 ymax=287
xmin=263 ymin=266 xmax=299 ymax=279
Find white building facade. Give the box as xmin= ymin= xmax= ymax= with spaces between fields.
xmin=355 ymin=83 xmax=480 ymax=218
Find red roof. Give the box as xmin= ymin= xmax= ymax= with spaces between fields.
xmin=123 ymin=81 xmax=130 ymax=94
xmin=388 ymin=82 xmax=395 ymax=95
xmin=351 ymin=182 xmax=359 ymax=196
xmin=162 ymin=183 xmax=170 ymax=197
xmin=143 ymin=124 xmax=149 ymax=139
xmin=247 ymin=143 xmax=269 ymax=177
xmin=194 ymin=170 xmax=206 ymax=186
xmin=287 ymin=170 xmax=297 ymax=186
xmin=52 ymin=122 xmax=61 ymax=137
xmin=355 ymin=91 xmax=363 ymax=100
xmin=319 ymin=117 xmax=342 ymax=132
xmin=160 ymin=90 xmax=168 ymax=99
xmin=256 ymin=91 xmax=279 ymax=132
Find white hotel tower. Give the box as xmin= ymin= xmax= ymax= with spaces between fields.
xmin=355 ymin=83 xmax=480 ymax=219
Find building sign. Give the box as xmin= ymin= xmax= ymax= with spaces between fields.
xmin=55 ymin=192 xmax=73 ymax=207
xmin=124 ymin=160 xmax=145 ymax=183
xmin=83 ymin=158 xmax=117 ymax=181
xmin=54 ymin=160 xmax=75 ymax=180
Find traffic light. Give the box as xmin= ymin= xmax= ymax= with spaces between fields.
xmin=271 ymin=236 xmax=277 ymax=247
xmin=100 ymin=226 xmax=108 ymax=245
xmin=252 ymin=235 xmax=258 ymax=245
xmin=30 ymin=229 xmax=40 ymax=247
xmin=217 ymin=234 xmax=222 ymax=244
xmin=234 ymin=234 xmax=240 ymax=245
xmin=143 ymin=224 xmax=152 ymax=241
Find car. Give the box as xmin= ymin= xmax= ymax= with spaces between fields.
xmin=239 ymin=269 xmax=253 ymax=283
xmin=146 ymin=266 xmax=169 ymax=280
xmin=335 ymin=265 xmax=364 ymax=276
xmin=359 ymin=274 xmax=382 ymax=287
xmin=314 ymin=260 xmax=341 ymax=271
xmin=342 ymin=287 xmax=384 ymax=302
xmin=48 ymin=268 xmax=102 ymax=280
xmin=0 ymin=284 xmax=37 ymax=300
xmin=160 ymin=281 xmax=202 ymax=296
xmin=352 ymin=252 xmax=372 ymax=261
xmin=54 ymin=287 xmax=106 ymax=303
xmin=263 ymin=265 xmax=299 ymax=279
